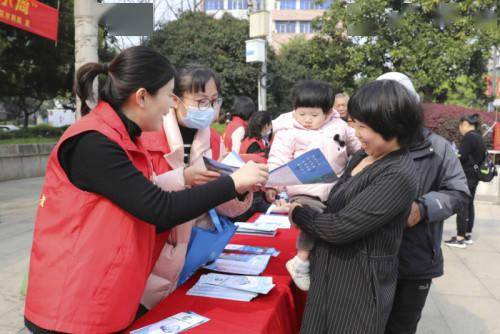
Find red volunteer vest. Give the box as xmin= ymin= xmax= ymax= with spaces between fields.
xmin=25 ymin=102 xmax=157 ymax=333
xmin=140 ymin=126 xmax=222 ymax=265
xmin=222 ymin=116 xmax=246 ymax=152
xmin=239 ymin=137 xmax=268 ymax=163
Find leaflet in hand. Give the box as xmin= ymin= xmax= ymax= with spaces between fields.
xmin=234 ymin=222 xmax=278 ymax=237
xmin=130 ymin=311 xmax=209 ymax=334
xmin=224 ymin=244 xmax=280 ymax=257
xmin=203 ymin=151 xmax=245 ymax=175
xmin=199 ymin=273 xmax=275 ymax=294
xmin=267 ymin=148 xmax=337 ymax=186
xmin=203 ymin=253 xmax=271 ymax=276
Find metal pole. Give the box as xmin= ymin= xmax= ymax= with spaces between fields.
xmin=261 ymin=59 xmax=267 ymax=111
xmin=74 ymin=0 xmax=98 ymax=119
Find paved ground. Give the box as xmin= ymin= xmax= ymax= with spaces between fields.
xmin=0 ymin=177 xmax=500 ymax=333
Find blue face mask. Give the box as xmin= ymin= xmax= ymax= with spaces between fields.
xmin=181 ymin=106 xmax=216 ymax=129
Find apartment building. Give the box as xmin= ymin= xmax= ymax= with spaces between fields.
xmin=202 ymin=0 xmax=331 ymax=50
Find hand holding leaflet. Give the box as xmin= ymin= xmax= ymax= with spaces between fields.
xmin=267 ymin=148 xmax=337 ymax=186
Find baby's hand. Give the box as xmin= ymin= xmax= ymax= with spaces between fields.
xmin=264 ymin=188 xmax=278 ymax=203
xmin=270 ymin=199 xmax=291 ymax=214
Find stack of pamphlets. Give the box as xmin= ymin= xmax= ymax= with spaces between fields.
xmin=203 ymin=253 xmax=271 ymax=275
xmin=254 ymin=214 xmax=291 ymax=229
xmin=234 ymin=222 xmax=278 ymax=237
xmin=130 ymin=311 xmax=209 ymax=334
xmin=224 ymin=243 xmax=280 ymax=257
xmin=187 ymin=273 xmax=275 ymax=302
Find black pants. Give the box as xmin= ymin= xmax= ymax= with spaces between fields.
xmin=456 ymin=176 xmax=479 ymax=237
xmin=384 ymin=278 xmax=432 ymax=334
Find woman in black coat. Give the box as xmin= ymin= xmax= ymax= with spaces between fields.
xmin=289 ymin=80 xmax=422 ymax=334
xmin=445 ymin=113 xmax=487 ymax=248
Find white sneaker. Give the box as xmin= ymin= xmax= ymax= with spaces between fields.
xmin=286 ymin=256 xmax=310 ymax=291
xmin=464 ymin=235 xmax=474 ymax=245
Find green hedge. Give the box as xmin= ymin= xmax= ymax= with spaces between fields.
xmin=0 ymin=124 xmax=67 ymax=141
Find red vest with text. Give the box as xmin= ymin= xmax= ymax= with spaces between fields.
xmin=223 ymin=116 xmax=247 ymax=152
xmin=25 ymin=102 xmax=157 ymax=333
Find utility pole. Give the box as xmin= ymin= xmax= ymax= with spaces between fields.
xmin=74 ymin=0 xmax=98 ymax=119
xmin=248 ymin=8 xmax=270 ymax=111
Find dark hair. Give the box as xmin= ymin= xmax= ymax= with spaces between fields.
xmin=460 ymin=113 xmax=481 ymax=130
xmin=231 ymin=96 xmax=256 ymax=121
xmin=348 ymin=80 xmax=423 ymax=148
xmin=174 ymin=64 xmax=221 ymax=97
xmin=74 ymin=46 xmax=176 ymax=116
xmin=291 ymin=80 xmax=334 ymax=114
xmin=245 ymin=111 xmax=273 ymax=139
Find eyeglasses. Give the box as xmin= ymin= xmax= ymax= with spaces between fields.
xmin=174 ymin=94 xmax=223 ymax=111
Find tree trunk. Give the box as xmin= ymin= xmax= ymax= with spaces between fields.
xmin=23 ymin=109 xmax=29 ymax=129
xmin=74 ymin=0 xmax=98 ymax=119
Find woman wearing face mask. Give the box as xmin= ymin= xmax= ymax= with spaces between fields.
xmin=139 ymin=65 xmax=262 ymax=311
xmin=24 ymin=48 xmax=268 ymax=334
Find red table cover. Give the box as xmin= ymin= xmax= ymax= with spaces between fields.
xmin=126 ymin=216 xmax=307 ymax=334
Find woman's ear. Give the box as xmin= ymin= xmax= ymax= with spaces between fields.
xmin=171 ymin=94 xmax=181 ymax=111
xmin=134 ymin=88 xmax=147 ymax=108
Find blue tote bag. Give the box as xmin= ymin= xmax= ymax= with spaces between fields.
xmin=178 ymin=209 xmax=237 ymax=286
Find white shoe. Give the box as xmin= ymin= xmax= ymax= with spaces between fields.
xmin=286 ymin=256 xmax=310 ymax=291
xmin=464 ymin=235 xmax=474 ymax=245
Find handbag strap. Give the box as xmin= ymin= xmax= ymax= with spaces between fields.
xmin=209 ymin=209 xmax=223 ymax=232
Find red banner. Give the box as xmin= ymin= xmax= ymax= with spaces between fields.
xmin=0 ymin=0 xmax=59 ymax=41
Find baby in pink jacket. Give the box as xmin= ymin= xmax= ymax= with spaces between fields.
xmin=266 ymin=80 xmax=360 ymax=291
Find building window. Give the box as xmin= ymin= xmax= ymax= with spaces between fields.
xmin=279 ymin=0 xmax=296 ymax=10
xmin=300 ymin=0 xmax=332 ymax=9
xmin=249 ymin=0 xmax=265 ymax=10
xmin=205 ymin=0 xmax=224 ymax=10
xmin=276 ymin=21 xmax=296 ymax=33
xmin=300 ymin=21 xmax=314 ymax=33
xmin=228 ymin=0 xmax=248 ymax=9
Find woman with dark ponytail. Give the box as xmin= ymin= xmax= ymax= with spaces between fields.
xmin=24 ymin=46 xmax=268 ymax=333
xmin=445 ymin=113 xmax=486 ymax=248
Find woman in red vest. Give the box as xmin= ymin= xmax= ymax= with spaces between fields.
xmin=239 ymin=110 xmax=273 ymax=162
xmin=24 ymin=46 xmax=268 ymax=334
xmin=222 ymin=96 xmax=255 ymax=152
xmin=140 ymin=65 xmax=254 ymax=311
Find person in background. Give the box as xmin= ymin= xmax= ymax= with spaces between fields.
xmin=24 ymin=46 xmax=268 ymax=334
xmin=140 ymin=65 xmax=256 ymax=311
xmin=239 ymin=110 xmax=273 ymax=161
xmin=444 ymin=113 xmax=486 ymax=249
xmin=266 ymin=80 xmax=360 ymax=291
xmin=380 ymin=72 xmax=470 ymax=334
xmin=223 ymin=96 xmax=256 ymax=153
xmin=333 ymin=92 xmax=349 ymax=121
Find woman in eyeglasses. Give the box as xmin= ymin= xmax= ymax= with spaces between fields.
xmin=139 ymin=65 xmax=257 ymax=312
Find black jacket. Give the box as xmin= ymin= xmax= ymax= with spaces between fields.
xmin=293 ymin=149 xmax=417 ymax=334
xmin=398 ymin=128 xmax=470 ymax=279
